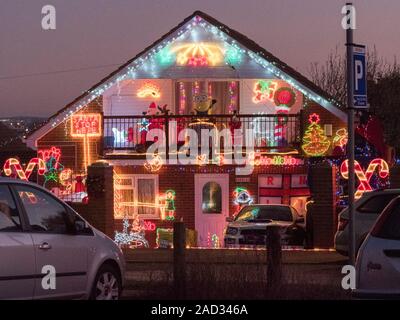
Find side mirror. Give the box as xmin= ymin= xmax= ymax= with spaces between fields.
xmin=226 ymin=217 xmax=234 ymax=223
xmin=75 ymin=220 xmax=86 ymax=232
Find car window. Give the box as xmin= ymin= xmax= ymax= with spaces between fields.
xmin=377 ymin=202 xmax=400 ymax=240
xmin=14 ymin=185 xmax=72 ymax=234
xmin=235 ymin=206 xmax=293 ymax=222
xmin=0 ymin=185 xmax=21 ymax=232
xmin=358 ymin=194 xmax=398 ymax=214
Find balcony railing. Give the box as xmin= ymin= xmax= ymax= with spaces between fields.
xmin=103 ymin=113 xmax=301 ymax=156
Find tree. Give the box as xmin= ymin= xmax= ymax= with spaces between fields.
xmin=309 ymin=47 xmax=400 ymax=152
xmin=308 ymin=46 xmax=385 ymax=107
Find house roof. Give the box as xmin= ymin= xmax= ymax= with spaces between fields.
xmin=26 ymin=10 xmax=346 ymax=148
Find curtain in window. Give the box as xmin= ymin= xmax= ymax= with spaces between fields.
xmin=176 ymin=81 xmax=239 ymax=114
xmin=137 ymin=179 xmax=155 ymax=216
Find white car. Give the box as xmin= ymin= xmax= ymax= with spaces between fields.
xmin=355 ymin=195 xmax=400 ymax=299
xmin=0 ymin=178 xmax=125 ymax=300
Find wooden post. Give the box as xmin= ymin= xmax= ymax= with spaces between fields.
xmin=173 ymin=222 xmax=186 ymax=299
xmin=266 ymin=225 xmax=282 ymax=289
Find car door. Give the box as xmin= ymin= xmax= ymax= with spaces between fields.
xmin=13 ymin=184 xmax=89 ymax=299
xmin=0 ymin=184 xmax=35 ymax=299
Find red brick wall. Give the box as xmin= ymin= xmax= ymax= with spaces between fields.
xmin=37 ymin=97 xmax=103 ymax=171
xmin=113 ymin=163 xmax=308 ymax=247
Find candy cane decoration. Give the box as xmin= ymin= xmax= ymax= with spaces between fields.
xmin=3 ymin=157 xmax=46 ymax=180
xmin=274 ymin=106 xmax=289 ymax=146
xmin=340 ymin=158 xmax=389 ymax=199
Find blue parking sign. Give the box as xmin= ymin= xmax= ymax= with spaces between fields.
xmin=352 ymin=45 xmax=368 ymax=108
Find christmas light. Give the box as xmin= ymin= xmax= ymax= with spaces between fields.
xmin=137 ymin=82 xmax=161 ymax=99
xmin=340 ymin=158 xmax=389 ymax=199
xmin=252 ymin=80 xmax=277 ymax=104
xmin=164 ymin=189 xmax=176 ymax=221
xmin=143 ymin=220 xmax=156 ymax=231
xmin=71 ymin=114 xmax=102 ymax=169
xmin=301 ymin=113 xmax=330 ymax=156
xmin=144 ymin=154 xmax=163 ymax=172
xmin=333 ymin=128 xmax=348 ymax=147
xmin=179 ymin=82 xmax=186 ymax=115
xmin=3 ymin=157 xmax=46 ymax=180
xmin=39 ymin=15 xmax=342 ymax=133
xmin=247 ymin=153 xmax=305 ymax=166
xmin=172 ymin=42 xmax=224 ymax=66
xmin=38 ymin=146 xmax=62 ymax=169
xmin=233 ymin=187 xmax=253 ymax=215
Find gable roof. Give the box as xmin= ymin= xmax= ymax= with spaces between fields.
xmin=26 ymin=10 xmax=346 ymax=148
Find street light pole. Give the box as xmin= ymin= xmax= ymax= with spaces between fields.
xmin=346 ymin=2 xmax=356 ymax=266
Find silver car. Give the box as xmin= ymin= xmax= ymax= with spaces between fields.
xmin=334 ymin=189 xmax=400 ymax=256
xmin=224 ymin=204 xmax=306 ymax=247
xmin=355 ymin=196 xmax=400 ymax=298
xmin=0 ymin=178 xmax=125 ymax=300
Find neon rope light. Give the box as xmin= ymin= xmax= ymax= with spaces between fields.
xmin=3 ymin=157 xmax=46 ymax=180
xmin=340 ymin=158 xmax=389 ymax=199
xmin=252 ymin=80 xmax=277 ymax=104
xmin=172 ymin=42 xmax=224 ymax=66
xmin=137 ymin=83 xmax=161 ymax=99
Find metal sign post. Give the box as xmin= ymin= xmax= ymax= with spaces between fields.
xmin=345 ymin=2 xmax=367 ymax=265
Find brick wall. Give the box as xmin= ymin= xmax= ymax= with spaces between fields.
xmin=308 ymin=162 xmax=337 ymax=248
xmin=113 ymin=163 xmax=309 ymax=247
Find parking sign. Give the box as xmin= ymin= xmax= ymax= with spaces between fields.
xmin=352 ymin=44 xmax=367 ymax=108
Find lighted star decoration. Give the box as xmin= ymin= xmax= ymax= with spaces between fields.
xmin=308 ymin=113 xmax=321 ymax=124
xmin=139 ymin=118 xmax=150 ymax=132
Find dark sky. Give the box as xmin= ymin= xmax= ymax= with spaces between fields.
xmin=1 ymin=0 xmax=399 ymax=117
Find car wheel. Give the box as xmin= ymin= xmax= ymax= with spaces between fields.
xmin=90 ymin=264 xmax=122 ymax=300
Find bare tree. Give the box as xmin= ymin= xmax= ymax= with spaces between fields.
xmin=308 ymin=46 xmax=386 ymax=106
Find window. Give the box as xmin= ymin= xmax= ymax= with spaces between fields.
xmin=175 ymin=81 xmax=239 ymax=114
xmin=376 ymin=201 xmax=400 ymax=240
xmin=358 ymin=194 xmax=398 ymax=214
xmin=202 ymin=181 xmax=222 ymax=213
xmin=114 ymin=175 xmax=159 ymax=219
xmin=0 ymin=185 xmax=21 ymax=232
xmin=15 ymin=185 xmax=71 ymax=234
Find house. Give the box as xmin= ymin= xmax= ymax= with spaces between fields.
xmin=26 ymin=11 xmax=348 ymax=248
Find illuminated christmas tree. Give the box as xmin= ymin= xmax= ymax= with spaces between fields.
xmin=301 ymin=113 xmax=331 ymax=156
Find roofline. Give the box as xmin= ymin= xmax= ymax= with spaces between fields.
xmin=26 ymin=10 xmax=346 ymax=147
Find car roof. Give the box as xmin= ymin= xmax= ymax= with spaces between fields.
xmin=0 ymin=177 xmax=36 ymax=185
xmin=243 ymin=204 xmax=294 ymax=208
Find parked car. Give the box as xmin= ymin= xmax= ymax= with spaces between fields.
xmin=334 ymin=189 xmax=400 ymax=256
xmin=224 ymin=204 xmax=306 ymax=247
xmin=0 ymin=178 xmax=125 ymax=300
xmin=354 ymin=196 xmax=400 ymax=299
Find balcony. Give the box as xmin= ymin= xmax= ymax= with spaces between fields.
xmin=103 ymin=113 xmax=302 ymax=158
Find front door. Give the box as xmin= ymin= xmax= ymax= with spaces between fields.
xmin=195 ymin=174 xmax=229 ymax=247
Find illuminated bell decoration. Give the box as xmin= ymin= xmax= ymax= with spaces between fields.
xmin=340 ymin=158 xmax=389 ymax=199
